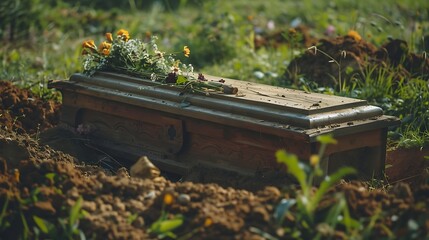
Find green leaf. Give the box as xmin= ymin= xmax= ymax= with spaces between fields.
xmin=158 ymin=216 xmax=184 ymax=233
xmin=340 ymin=198 xmax=360 ymax=232
xmin=310 ymin=167 xmax=356 ymax=211
xmin=31 ymin=188 xmax=42 ymax=202
xmin=324 ymin=195 xmax=345 ymax=226
xmin=19 ymin=208 xmax=29 ymax=239
xmin=276 ymin=150 xmax=308 ymax=192
xmin=0 ymin=196 xmax=9 ymax=228
xmin=69 ymin=197 xmax=83 ymax=227
xmin=127 ymin=214 xmax=138 ymax=224
xmin=316 ymin=134 xmax=337 ymax=145
xmin=33 ymin=215 xmax=49 ymax=234
xmin=176 ymin=75 xmax=188 ymax=85
xmin=45 ymin=173 xmax=56 ymax=182
xmin=9 ymin=50 xmax=20 ymax=62
xmin=274 ymin=198 xmax=296 ymax=226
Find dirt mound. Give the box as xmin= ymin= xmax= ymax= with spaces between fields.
xmin=286 ymin=35 xmax=429 ymax=87
xmin=0 ymin=129 xmax=282 ymax=239
xmin=254 ymin=25 xmax=318 ymax=49
xmin=1 ymin=127 xmax=428 ymax=239
xmin=0 ymin=81 xmax=60 ymax=134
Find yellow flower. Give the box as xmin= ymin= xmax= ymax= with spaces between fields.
xmin=163 ymin=193 xmax=174 ymax=205
xmin=183 ymin=46 xmax=190 ymax=57
xmin=117 ymin=29 xmax=130 ymax=41
xmin=13 ymin=169 xmax=20 ymax=183
xmin=98 ymin=41 xmax=112 ymax=56
xmin=347 ymin=30 xmax=362 ymax=42
xmin=310 ymin=154 xmax=320 ymax=167
xmin=82 ymin=40 xmax=96 ymax=49
xmin=204 ymin=217 xmax=213 ymax=227
xmin=105 ymin=32 xmax=113 ymax=42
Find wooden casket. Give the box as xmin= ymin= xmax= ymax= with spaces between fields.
xmin=49 ymin=72 xmax=399 ymax=179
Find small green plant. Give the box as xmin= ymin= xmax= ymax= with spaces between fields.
xmin=33 ymin=196 xmax=87 ymax=240
xmin=274 ymin=134 xmax=357 ymax=238
xmin=283 ymin=28 xmax=304 ymax=63
xmin=307 ymin=46 xmax=349 ymax=93
xmin=149 ymin=193 xmax=184 ymax=239
xmin=0 ymin=196 xmax=10 ymax=232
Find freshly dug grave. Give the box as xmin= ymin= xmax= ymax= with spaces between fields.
xmin=0 ymin=81 xmax=428 ymax=239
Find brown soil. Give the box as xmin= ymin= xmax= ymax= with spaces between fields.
xmin=0 ymin=81 xmax=428 ymax=239
xmin=254 ymin=25 xmax=318 ymax=50
xmin=0 ymin=81 xmax=60 ymax=134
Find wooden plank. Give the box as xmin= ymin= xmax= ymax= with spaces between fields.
xmin=321 ymin=128 xmax=384 ymax=156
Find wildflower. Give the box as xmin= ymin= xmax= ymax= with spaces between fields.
xmin=288 ymin=28 xmax=297 ymax=37
xmin=197 ymin=73 xmax=206 ymax=81
xmin=117 ymin=29 xmax=130 ymax=41
xmin=183 ymin=46 xmax=190 ymax=57
xmin=310 ymin=154 xmax=320 ymax=167
xmin=267 ymin=20 xmax=275 ymax=30
xmin=155 ymin=50 xmax=163 ymax=58
xmin=13 ymin=169 xmax=20 ymax=183
xmin=204 ymin=217 xmax=213 ymax=227
xmin=324 ymin=25 xmax=336 ymax=37
xmin=163 ymin=193 xmax=174 ymax=205
xmin=98 ymin=41 xmax=112 ymax=56
xmin=82 ymin=40 xmax=96 ymax=49
xmin=105 ymin=32 xmax=113 ymax=42
xmin=347 ymin=30 xmax=362 ymax=42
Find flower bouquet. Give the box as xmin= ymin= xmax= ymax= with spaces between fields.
xmin=81 ymin=29 xmax=237 ymax=94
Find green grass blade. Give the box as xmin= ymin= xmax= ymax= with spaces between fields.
xmin=310 ymin=167 xmax=356 ymax=211
xmin=33 ymin=215 xmax=49 ymax=234
xmin=276 ymin=150 xmax=308 ymax=192
xmin=69 ymin=197 xmax=83 ymax=229
xmin=158 ymin=216 xmax=184 ymax=233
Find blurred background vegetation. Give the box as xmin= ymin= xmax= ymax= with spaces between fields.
xmin=0 ymin=0 xmax=428 ymax=148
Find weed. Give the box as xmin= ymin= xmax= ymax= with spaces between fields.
xmin=33 ymin=196 xmax=87 ymax=240
xmin=149 ymin=193 xmax=184 ymax=239
xmin=0 ymin=196 xmax=10 ymax=231
xmin=273 ymin=134 xmax=357 ymax=238
xmin=307 ymin=46 xmax=349 ymax=93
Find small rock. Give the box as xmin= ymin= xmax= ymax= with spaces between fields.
xmin=116 ymin=167 xmax=130 ymax=178
xmin=82 ymin=201 xmax=97 ymax=212
xmin=127 ymin=199 xmax=145 ymax=212
xmin=100 ymin=203 xmax=113 ymax=212
xmin=144 ymin=191 xmax=156 ymax=200
xmin=34 ymin=201 xmax=56 ymax=214
xmin=132 ymin=216 xmax=145 ymax=228
xmin=113 ymin=199 xmax=126 ymax=212
xmin=177 ymin=193 xmax=191 ymax=205
xmin=130 ymin=156 xmax=160 ymax=179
